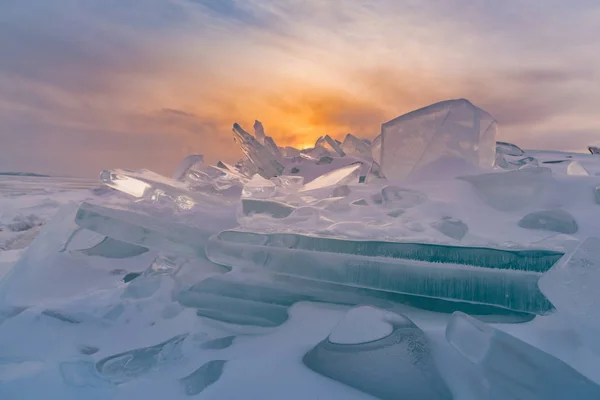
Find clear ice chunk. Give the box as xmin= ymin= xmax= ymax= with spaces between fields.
xmin=253 ymin=120 xmax=266 ymax=144
xmin=459 ymin=167 xmax=552 ymax=211
xmin=315 ymin=135 xmax=346 ymax=157
xmin=206 ymin=230 xmax=562 ymax=313
xmin=496 ymin=141 xmax=524 ymax=156
xmin=304 ymin=307 xmax=452 ymax=400
xmin=232 ymin=123 xmax=284 ymax=178
xmin=172 ymin=154 xmax=204 ymax=181
xmin=595 ymin=186 xmax=600 ymax=205
xmin=283 ymin=146 xmax=301 ymax=157
xmin=180 ymin=360 xmax=226 ymax=396
xmin=371 ymin=134 xmax=382 ymax=165
xmin=78 ymin=237 xmax=149 ymax=259
xmin=518 ymin=209 xmax=578 ymax=234
xmin=75 ymin=202 xmax=234 ymax=257
xmin=96 ymin=334 xmax=188 ymax=384
xmin=588 ymin=146 xmax=600 ymax=155
xmin=240 ymin=199 xmax=296 ymax=219
xmin=299 ymin=163 xmax=362 ymax=193
xmin=431 ymin=217 xmax=468 ymax=240
xmin=341 ymin=134 xmax=371 ymax=158
xmin=567 ymin=160 xmax=590 ymax=176
xmin=381 ymin=99 xmax=497 ymax=180
xmin=263 ymin=136 xmax=282 ymax=160
xmin=241 ymin=175 xmax=277 ymax=199
xmin=446 ymin=312 xmax=600 ymax=399
xmin=539 ymin=237 xmax=600 ymax=353
xmin=380 ymin=186 xmax=428 ymax=208
xmin=510 ymin=156 xmax=539 ymax=169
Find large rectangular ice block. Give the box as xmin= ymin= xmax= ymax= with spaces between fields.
xmin=446 ymin=312 xmax=600 ymax=399
xmin=381 ymin=99 xmax=496 ymax=180
xmin=538 ymin=237 xmax=600 ymax=353
xmin=206 ymin=230 xmax=562 ymax=314
xmin=75 ymin=202 xmax=234 ymax=258
xmin=232 ymin=123 xmax=284 ymax=178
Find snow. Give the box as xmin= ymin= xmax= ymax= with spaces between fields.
xmin=1 ymin=99 xmax=600 ymax=399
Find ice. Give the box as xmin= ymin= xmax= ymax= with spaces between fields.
xmin=589 ymin=146 xmax=600 ymax=155
xmin=253 ymin=120 xmax=266 ymax=144
xmin=172 ymin=154 xmax=204 ymax=181
xmin=518 ymin=209 xmax=578 ymax=234
xmin=241 ymin=199 xmax=296 ymax=219
xmin=539 ymin=237 xmax=600 ymax=353
xmin=299 ymin=163 xmax=362 ymax=193
xmin=510 ymin=156 xmax=539 ymax=169
xmin=431 ymin=217 xmax=468 ymax=240
xmin=459 ymin=167 xmax=552 ymax=211
xmin=371 ymin=134 xmax=382 ymax=165
xmin=380 ymin=185 xmax=428 ymax=208
xmin=496 ymin=141 xmax=524 ymax=156
xmin=315 ymin=135 xmax=346 ymax=157
xmin=446 ymin=312 xmax=600 ymax=399
xmin=179 ymin=360 xmax=226 ymax=396
xmin=207 ymin=230 xmax=562 ymax=313
xmin=341 ymin=134 xmax=371 ymax=158
xmin=100 ymin=168 xmax=223 ymax=210
xmin=304 ymin=307 xmax=451 ymax=400
xmin=567 ymin=160 xmax=590 ymax=176
xmin=232 ymin=123 xmax=284 ymax=178
xmin=241 ymin=175 xmax=277 ymax=199
xmin=96 ymin=334 xmax=187 ymax=384
xmin=381 ymin=99 xmax=497 ymax=180
xmin=77 ymin=237 xmax=149 ymax=259
xmin=75 ymin=202 xmax=235 ymax=258
xmin=595 ymin=186 xmax=600 ymax=205
xmin=283 ymin=146 xmax=301 ymax=157
xmin=263 ymin=137 xmax=282 ymax=160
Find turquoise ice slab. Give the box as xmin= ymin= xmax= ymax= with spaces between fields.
xmin=206 ymin=231 xmax=563 ymax=314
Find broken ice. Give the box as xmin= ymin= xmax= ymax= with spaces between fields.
xmin=172 ymin=154 xmax=204 ymax=181
xmin=381 ymin=99 xmax=497 ymax=180
xmin=446 ymin=312 xmax=600 ymax=399
xmin=316 ymin=135 xmax=345 ymax=157
xmin=341 ymin=134 xmax=371 ymax=158
xmin=496 ymin=141 xmax=524 ymax=156
xmin=232 ymin=123 xmax=284 ymax=178
xmin=304 ymin=307 xmax=451 ymax=400
xmin=518 ymin=209 xmax=578 ymax=234
xmin=539 ymin=237 xmax=600 ymax=353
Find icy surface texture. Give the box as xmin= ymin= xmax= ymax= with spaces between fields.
xmin=431 ymin=217 xmax=468 ymax=240
xmin=595 ymin=186 xmax=600 ymax=205
xmin=75 ymin=202 xmax=236 ymax=258
xmin=253 ymin=120 xmax=266 ymax=144
xmin=300 ymin=163 xmax=362 ymax=193
xmin=567 ymin=161 xmax=590 ymax=176
xmin=589 ymin=146 xmax=600 ymax=155
xmin=172 ymin=154 xmax=204 ymax=181
xmin=518 ymin=209 xmax=578 ymax=234
xmin=446 ymin=312 xmax=600 ymax=399
xmin=539 ymin=237 xmax=600 ymax=353
xmin=304 ymin=307 xmax=451 ymax=400
xmin=496 ymin=141 xmax=524 ymax=156
xmin=316 ymin=135 xmax=346 ymax=157
xmin=371 ymin=134 xmax=382 ymax=165
xmin=207 ymin=230 xmax=562 ymax=313
xmin=341 ymin=134 xmax=371 ymax=158
xmin=232 ymin=123 xmax=284 ymax=178
xmin=459 ymin=167 xmax=552 ymax=211
xmin=381 ymin=99 xmax=497 ymax=180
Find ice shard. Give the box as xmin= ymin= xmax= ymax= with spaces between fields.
xmin=240 ymin=199 xmax=296 ymax=219
xmin=283 ymin=146 xmax=301 ymax=157
xmin=510 ymin=156 xmax=539 ymax=169
xmin=459 ymin=167 xmax=552 ymax=211
xmin=567 ymin=160 xmax=590 ymax=176
xmin=242 ymin=175 xmax=277 ymax=199
xmin=518 ymin=209 xmax=578 ymax=234
xmin=253 ymin=120 xmax=266 ymax=144
xmin=539 ymin=237 xmax=600 ymax=353
xmin=206 ymin=230 xmax=563 ymax=313
xmin=315 ymin=135 xmax=346 ymax=157
xmin=100 ymin=168 xmax=224 ymax=210
xmin=341 ymin=134 xmax=371 ymax=158
xmin=588 ymin=146 xmax=600 ymax=155
xmin=75 ymin=202 xmax=235 ymax=258
xmin=446 ymin=312 xmax=600 ymax=399
xmin=381 ymin=99 xmax=497 ymax=180
xmin=232 ymin=123 xmax=284 ymax=178
xmin=299 ymin=163 xmax=362 ymax=193
xmin=172 ymin=154 xmax=204 ymax=181
xmin=304 ymin=307 xmax=451 ymax=400
xmin=371 ymin=134 xmax=382 ymax=165
xmin=496 ymin=141 xmax=524 ymax=156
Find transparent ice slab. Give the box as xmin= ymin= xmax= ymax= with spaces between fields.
xmin=172 ymin=154 xmax=204 ymax=181
xmin=232 ymin=123 xmax=284 ymax=178
xmin=381 ymin=99 xmax=497 ymax=180
xmin=446 ymin=312 xmax=600 ymax=399
xmin=316 ymin=135 xmax=346 ymax=157
xmin=299 ymin=163 xmax=362 ymax=193
xmin=253 ymin=120 xmax=266 ymax=144
xmin=589 ymin=146 xmax=600 ymax=155
xmin=496 ymin=141 xmax=524 ymax=156
xmin=75 ymin=202 xmax=235 ymax=258
xmin=539 ymin=237 xmax=600 ymax=353
xmin=304 ymin=307 xmax=451 ymax=400
xmin=341 ymin=134 xmax=371 ymax=158
xmin=371 ymin=134 xmax=382 ymax=165
xmin=206 ymin=230 xmax=562 ymax=314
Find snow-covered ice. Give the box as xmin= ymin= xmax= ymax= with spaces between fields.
xmin=1 ymin=99 xmax=600 ymax=399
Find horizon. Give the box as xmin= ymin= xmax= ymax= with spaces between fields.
xmin=1 ymin=0 xmax=599 ymax=177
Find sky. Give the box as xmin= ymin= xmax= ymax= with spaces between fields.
xmin=1 ymin=0 xmax=599 ymax=177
